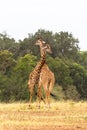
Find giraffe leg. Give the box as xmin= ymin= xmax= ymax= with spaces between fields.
xmin=37 ymin=86 xmax=42 ymax=108
xmin=37 ymin=81 xmax=46 ymax=108
xmin=45 ymin=89 xmax=51 ymax=108
xmin=29 ymin=90 xmax=34 ymax=107
xmin=47 ymin=90 xmax=51 ymax=108
xmin=43 ymin=84 xmax=48 ymax=108
xmin=41 ymin=93 xmax=46 ymax=104
xmin=45 ymin=90 xmax=48 ymax=107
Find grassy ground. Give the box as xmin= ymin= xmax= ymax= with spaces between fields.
xmin=0 ymin=101 xmax=87 ymax=130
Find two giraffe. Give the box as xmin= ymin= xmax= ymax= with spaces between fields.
xmin=28 ymin=39 xmax=55 ymax=107
xmin=35 ymin=39 xmax=55 ymax=107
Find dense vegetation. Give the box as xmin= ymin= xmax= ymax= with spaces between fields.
xmin=0 ymin=29 xmax=87 ymax=102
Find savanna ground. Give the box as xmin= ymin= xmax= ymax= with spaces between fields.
xmin=0 ymin=101 xmax=87 ymax=130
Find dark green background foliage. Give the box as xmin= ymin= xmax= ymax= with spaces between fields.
xmin=0 ymin=30 xmax=87 ymax=102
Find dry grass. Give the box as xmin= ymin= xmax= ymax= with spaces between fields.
xmin=0 ymin=101 xmax=87 ymax=130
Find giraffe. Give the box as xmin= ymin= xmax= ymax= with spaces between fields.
xmin=27 ymin=39 xmax=52 ymax=106
xmin=38 ymin=64 xmax=55 ymax=108
xmin=35 ymin=41 xmax=55 ymax=108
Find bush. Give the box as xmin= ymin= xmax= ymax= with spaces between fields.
xmin=52 ymin=84 xmax=65 ymax=100
xmin=65 ymin=85 xmax=80 ymax=100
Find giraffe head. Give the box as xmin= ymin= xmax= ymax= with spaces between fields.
xmin=35 ymin=38 xmax=52 ymax=54
xmin=43 ymin=44 xmax=52 ymax=54
xmin=35 ymin=39 xmax=52 ymax=55
xmin=35 ymin=38 xmax=46 ymax=46
xmin=40 ymin=43 xmax=52 ymax=58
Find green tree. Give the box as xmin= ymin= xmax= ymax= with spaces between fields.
xmin=53 ymin=31 xmax=79 ymax=58
xmin=15 ymin=34 xmax=38 ymax=57
xmin=69 ymin=63 xmax=87 ymax=98
xmin=0 ymin=32 xmax=18 ymax=53
xmin=78 ymin=51 xmax=87 ymax=69
xmin=15 ymin=54 xmax=37 ymax=80
xmin=0 ymin=50 xmax=16 ymax=74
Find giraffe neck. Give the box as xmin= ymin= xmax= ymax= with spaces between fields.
xmin=34 ymin=52 xmax=46 ymax=72
xmin=35 ymin=43 xmax=46 ymax=71
xmin=30 ymin=52 xmax=46 ymax=83
xmin=39 ymin=43 xmax=45 ymax=57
